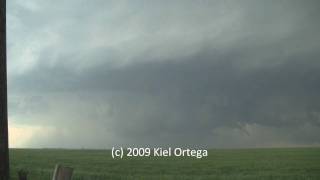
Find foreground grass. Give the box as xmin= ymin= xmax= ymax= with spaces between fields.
xmin=9 ymin=148 xmax=320 ymax=180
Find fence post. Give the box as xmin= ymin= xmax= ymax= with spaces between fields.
xmin=18 ymin=170 xmax=28 ymax=180
xmin=0 ymin=0 xmax=9 ymax=179
xmin=52 ymin=164 xmax=73 ymax=180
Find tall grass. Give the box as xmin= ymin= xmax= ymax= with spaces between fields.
xmin=9 ymin=148 xmax=320 ymax=180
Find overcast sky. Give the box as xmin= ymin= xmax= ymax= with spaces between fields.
xmin=7 ymin=0 xmax=320 ymax=148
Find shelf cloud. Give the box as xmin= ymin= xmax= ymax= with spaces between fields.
xmin=7 ymin=0 xmax=320 ymax=148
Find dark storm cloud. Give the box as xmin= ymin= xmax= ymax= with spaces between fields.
xmin=7 ymin=0 xmax=320 ymax=148
xmin=10 ymin=44 xmax=320 ymax=146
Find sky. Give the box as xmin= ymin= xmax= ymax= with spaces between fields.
xmin=6 ymin=0 xmax=320 ymax=148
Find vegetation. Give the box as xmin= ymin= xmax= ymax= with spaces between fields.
xmin=9 ymin=148 xmax=320 ymax=180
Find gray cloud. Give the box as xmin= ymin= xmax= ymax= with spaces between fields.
xmin=7 ymin=0 xmax=320 ymax=148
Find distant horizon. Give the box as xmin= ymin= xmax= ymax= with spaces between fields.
xmin=8 ymin=146 xmax=320 ymax=151
xmin=9 ymin=144 xmax=320 ymax=150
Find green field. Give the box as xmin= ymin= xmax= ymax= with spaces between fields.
xmin=9 ymin=148 xmax=320 ymax=180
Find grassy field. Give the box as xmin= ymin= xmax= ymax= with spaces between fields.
xmin=9 ymin=148 xmax=320 ymax=180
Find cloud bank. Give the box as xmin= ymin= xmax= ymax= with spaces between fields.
xmin=7 ymin=0 xmax=320 ymax=148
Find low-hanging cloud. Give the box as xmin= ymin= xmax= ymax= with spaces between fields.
xmin=7 ymin=0 xmax=320 ymax=148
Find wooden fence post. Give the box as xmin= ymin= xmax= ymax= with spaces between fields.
xmin=0 ymin=0 xmax=9 ymax=179
xmin=52 ymin=164 xmax=73 ymax=180
xmin=18 ymin=169 xmax=28 ymax=180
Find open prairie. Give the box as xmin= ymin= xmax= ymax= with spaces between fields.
xmin=9 ymin=148 xmax=320 ymax=180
